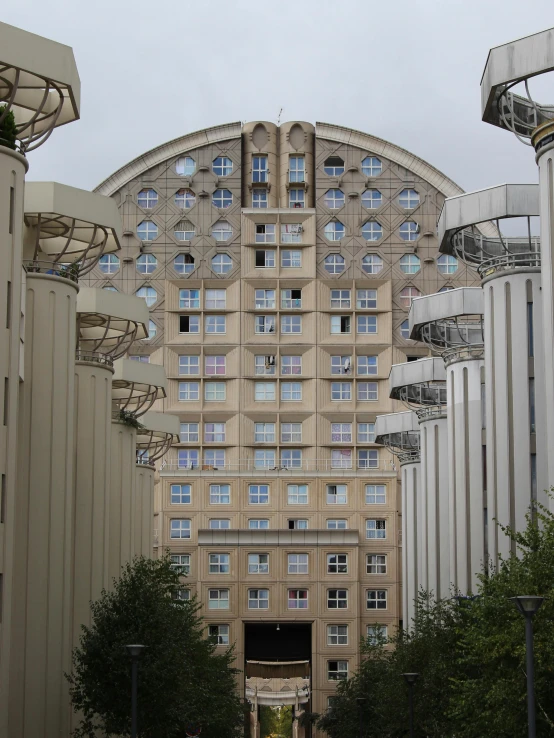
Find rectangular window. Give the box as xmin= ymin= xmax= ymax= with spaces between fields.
xmin=129 ymin=355 xmax=150 ymax=362
xmin=255 ymin=355 xmax=276 ymax=375
xmin=288 ymin=519 xmax=308 ymax=530
xmin=170 ymin=519 xmax=191 ymax=539
xmin=281 ymin=382 xmax=302 ymax=401
xmin=327 ymin=553 xmax=348 ymax=574
xmin=365 ymin=484 xmax=386 ymax=504
xmin=248 ymin=553 xmax=269 ymax=574
xmin=255 ymin=289 xmax=276 ymax=309
xmin=254 ymin=422 xmax=276 ymax=443
xmin=281 ymin=288 xmax=302 ymax=308
xmin=367 ymin=589 xmax=387 ymax=610
xmin=287 ymin=484 xmax=308 ymax=504
xmin=358 ymin=382 xmax=378 ymax=401
xmin=281 ymin=224 xmax=302 ymax=243
xmin=248 ymin=589 xmax=269 ymax=609
xmin=328 ymin=661 xmax=348 ymax=681
xmin=204 ymin=449 xmax=225 ymax=467
xmin=288 ymin=553 xmax=308 ymax=574
xmin=366 ymin=519 xmax=386 ymax=539
xmin=289 ymin=156 xmax=305 ymax=183
xmin=331 ymin=315 xmax=351 ymax=334
xmin=254 ymin=449 xmax=276 ymax=469
xmin=208 ymin=589 xmax=229 ymax=609
xmin=288 ymin=589 xmax=308 ymax=609
xmin=327 ymin=484 xmax=347 ymax=504
xmin=249 ymin=519 xmax=269 ymax=529
xmin=205 ymin=289 xmax=226 ymax=309
xmin=327 ymin=589 xmax=348 ymax=609
xmin=177 ymin=449 xmax=199 ymax=468
xmin=367 ymin=624 xmax=388 ymax=644
xmin=331 ymin=449 xmax=352 ymax=469
xmin=209 ymin=624 xmax=230 ymax=645
xmin=281 ymin=422 xmax=302 ymax=443
xmin=179 ymin=355 xmax=200 ymax=375
xmin=179 ymin=315 xmax=200 ymax=334
xmin=529 ymin=378 xmax=536 ymax=433
xmin=331 ymin=382 xmax=352 ymax=401
xmin=255 ymin=224 xmax=276 ymax=243
xmin=281 ymin=449 xmax=302 ymax=468
xmin=358 ymin=449 xmax=379 ymax=469
xmin=255 ymin=250 xmax=276 ymax=268
xmin=281 ymin=355 xmax=302 ymax=375
xmin=281 ymin=315 xmax=302 ymax=333
xmin=209 ymin=484 xmax=230 ymax=504
xmin=249 ymin=484 xmax=270 ymax=503
xmin=179 ymin=288 xmax=200 ymax=308
xmin=331 ymin=356 xmax=352 ymax=375
xmin=331 ymin=423 xmax=352 ymax=443
xmin=170 ymin=554 xmax=190 ymax=575
xmin=170 ymin=484 xmax=191 ymax=504
xmin=358 ymin=423 xmax=376 ymax=443
xmin=327 ymin=519 xmax=347 ymax=529
xmin=330 ymin=289 xmax=351 ymax=308
xmin=205 ymin=423 xmax=226 ymax=442
xmin=289 ymin=188 xmax=305 ymax=208
xmin=252 ymin=156 xmax=268 ymax=183
xmin=357 ymin=315 xmax=378 ymax=334
xmin=173 ymin=589 xmax=190 ymax=601
xmin=209 ymin=553 xmax=230 ymax=574
xmin=255 ymin=382 xmax=276 ymax=401
xmin=528 ymin=301 xmax=534 ymax=357
xmin=205 ymin=355 xmax=226 ymax=375
xmin=281 ymin=250 xmax=301 ymax=268
xmin=180 ymin=423 xmax=199 ymax=442
xmin=367 ymin=554 xmax=387 ymax=574
xmin=357 ymin=289 xmax=377 ymax=309
xmin=255 ymin=315 xmax=276 ymax=334
xmin=357 ymin=356 xmax=378 ymax=375
xmin=205 ymin=315 xmax=226 ymax=334
xmin=252 ymin=188 xmax=267 ymax=207
xmin=327 ymin=624 xmax=348 ymax=646
xmin=205 ymin=382 xmax=226 ymax=401
xmin=209 ymin=519 xmax=230 ymax=529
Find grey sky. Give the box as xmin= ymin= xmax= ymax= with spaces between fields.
xmin=5 ymin=0 xmax=553 ymax=193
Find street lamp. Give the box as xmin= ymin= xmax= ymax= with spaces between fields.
xmin=401 ymin=673 xmax=419 ymax=738
xmin=356 ymin=697 xmax=366 ymax=738
xmin=125 ymin=644 xmax=146 ymax=738
xmin=510 ymin=596 xmax=544 ymax=738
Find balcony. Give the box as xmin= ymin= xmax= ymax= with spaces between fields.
xmin=159 ymin=458 xmax=396 ymax=477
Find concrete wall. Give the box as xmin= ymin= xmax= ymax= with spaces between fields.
xmin=109 ymin=421 xmax=137 ymax=583
xmin=401 ymin=460 xmax=420 ymax=626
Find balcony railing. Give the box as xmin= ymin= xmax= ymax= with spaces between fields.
xmin=160 ymin=458 xmax=396 ymax=475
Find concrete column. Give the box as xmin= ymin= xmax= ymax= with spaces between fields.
xmin=9 ymin=271 xmax=77 ymax=738
xmin=135 ymin=463 xmax=155 ymax=558
xmin=72 ymin=359 xmax=113 ymax=643
xmin=242 ymin=121 xmax=279 ymax=207
xmin=0 ymin=145 xmax=27 ymax=733
xmin=109 ymin=419 xmax=137 ymax=583
xmin=419 ymin=413 xmax=450 ymax=600
xmin=401 ymin=459 xmax=420 ymax=627
xmin=483 ymin=269 xmax=547 ymax=561
xmin=447 ymin=358 xmax=486 ymax=593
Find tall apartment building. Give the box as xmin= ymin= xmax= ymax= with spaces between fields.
xmin=86 ymin=120 xmax=478 ymax=730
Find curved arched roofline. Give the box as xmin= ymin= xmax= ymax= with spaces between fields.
xmin=95 ymin=120 xmax=469 ymax=200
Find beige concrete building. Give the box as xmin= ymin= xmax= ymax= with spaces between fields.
xmin=86 ymin=119 xmax=479 ymax=732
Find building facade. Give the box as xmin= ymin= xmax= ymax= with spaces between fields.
xmin=86 ymin=120 xmax=479 ymax=726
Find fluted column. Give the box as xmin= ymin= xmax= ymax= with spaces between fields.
xmin=109 ymin=419 xmax=137 ymax=583
xmin=135 ymin=463 xmax=155 ymax=558
xmin=10 ymin=271 xmax=77 ymax=738
xmin=401 ymin=458 xmax=420 ymax=627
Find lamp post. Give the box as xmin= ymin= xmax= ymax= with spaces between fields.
xmin=510 ymin=596 xmax=544 ymax=738
xmin=401 ymin=673 xmax=419 ymax=738
xmin=356 ymin=696 xmax=366 ymax=738
xmin=125 ymin=644 xmax=146 ymax=738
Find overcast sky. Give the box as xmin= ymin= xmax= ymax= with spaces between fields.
xmin=5 ymin=0 xmax=553 ymax=193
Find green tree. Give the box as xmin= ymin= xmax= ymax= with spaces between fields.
xmin=0 ymin=105 xmax=17 ymax=150
xmin=68 ymin=555 xmax=243 ymax=738
xmin=259 ymin=704 xmax=278 ymax=737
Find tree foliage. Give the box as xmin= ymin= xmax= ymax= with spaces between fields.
xmin=68 ymin=555 xmax=243 ymax=738
xmin=0 ymin=105 xmax=18 ymax=150
xmin=317 ymin=504 xmax=554 ymax=738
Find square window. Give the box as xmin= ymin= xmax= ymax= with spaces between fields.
xmin=281 ymin=422 xmax=302 ymax=443
xmin=281 ymin=288 xmax=302 ymax=308
xmin=205 ymin=315 xmax=226 ymax=334
xmin=255 ymin=224 xmax=276 ymax=243
xmin=288 ymin=553 xmax=308 ymax=574
xmin=204 ymin=449 xmax=225 ymax=467
xmin=170 ymin=554 xmax=190 ymax=575
xmin=209 ymin=484 xmax=230 ymax=504
xmin=331 ymin=356 xmax=352 ymax=375
xmin=255 ymin=382 xmax=276 ymax=401
xmin=357 ymin=315 xmax=378 ymax=334
xmin=327 ymin=519 xmax=347 ymax=529
xmin=281 ymin=449 xmax=302 ymax=468
xmin=331 ymin=315 xmax=351 ymax=334
xmin=205 ymin=355 xmax=226 ymax=375
xmin=289 ymin=189 xmax=305 ymax=208
xmin=205 ymin=423 xmax=226 ymax=443
xmin=288 ymin=519 xmax=308 ymax=530
xmin=248 ymin=553 xmax=269 ymax=574
xmin=205 ymin=288 xmax=226 ymax=309
xmin=281 ymin=315 xmax=302 ymax=333
xmin=281 ymin=355 xmax=302 ymax=375
xmin=205 ymin=382 xmax=226 ymax=401
xmin=327 ymin=553 xmax=348 ymax=574
xmin=356 ymin=289 xmax=377 ymax=309
xmin=177 ymin=449 xmax=199 ymax=468
xmin=331 ymin=450 xmax=352 ymax=469
xmin=170 ymin=519 xmax=191 ymax=539
xmin=252 ymin=188 xmax=268 ymax=207
xmin=281 ymin=382 xmax=302 ymax=401
xmin=358 ymin=449 xmax=379 ymax=469
xmin=367 ymin=589 xmax=387 ymax=610
xmin=327 ymin=624 xmax=348 ymax=646
xmin=209 ymin=519 xmax=230 ymax=529
xmin=255 ymin=355 xmax=276 ymax=375
xmin=358 ymin=382 xmax=378 ymax=401
xmin=327 ymin=660 xmax=348 ymax=680
xmin=327 ymin=589 xmax=348 ymax=609
xmin=254 ymin=450 xmax=276 ymax=469
xmin=330 ymin=289 xmax=351 ymax=308
xmin=281 ymin=224 xmax=302 ymax=243
xmin=365 ymin=484 xmax=386 ymax=504
xmin=288 ymin=589 xmax=308 ymax=609
xmin=179 ymin=355 xmax=200 ymax=376
xmin=255 ymin=289 xmax=276 ymax=309
xmin=357 ymin=356 xmax=378 ymax=375
xmin=327 ymin=484 xmax=348 ymax=504
xmin=209 ymin=553 xmax=230 ymax=574
xmin=254 ymin=422 xmax=276 ymax=443
xmin=249 ymin=484 xmax=270 ymax=503
xmin=331 ymin=382 xmax=352 ymax=401
xmin=367 ymin=624 xmax=388 ymax=644
xmin=249 ymin=519 xmax=269 ymax=529
xmin=180 ymin=423 xmax=199 ymax=442
xmin=287 ymin=484 xmax=308 ymax=504
xmin=209 ymin=624 xmax=230 ymax=645
xmin=173 ymin=589 xmax=190 ymax=601
xmin=358 ymin=423 xmax=376 ymax=443
xmin=255 ymin=250 xmax=276 ymax=268
xmin=331 ymin=423 xmax=352 ymax=443
xmin=171 ymin=484 xmax=191 ymax=504
xmin=255 ymin=315 xmax=276 ymax=334
xmin=366 ymin=519 xmax=386 ymax=539
xmin=281 ymin=250 xmax=302 ymax=268
xmin=179 ymin=315 xmax=200 ymax=334
xmin=179 ymin=289 xmax=200 ymax=309
xmin=179 ymin=382 xmax=200 ymax=401
xmin=248 ymin=589 xmax=269 ymax=609
xmin=367 ymin=554 xmax=387 ymax=574
xmin=208 ymin=589 xmax=229 ymax=609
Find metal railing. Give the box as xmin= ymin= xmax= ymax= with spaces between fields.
xmin=442 ymin=344 xmax=484 ymax=367
xmin=23 ymin=260 xmax=79 ymax=282
xmin=160 ymin=458 xmax=395 ymax=475
xmin=75 ymin=350 xmax=114 ymax=367
xmin=416 ymin=406 xmax=447 ymax=422
xmin=478 ymin=251 xmax=541 ymax=278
